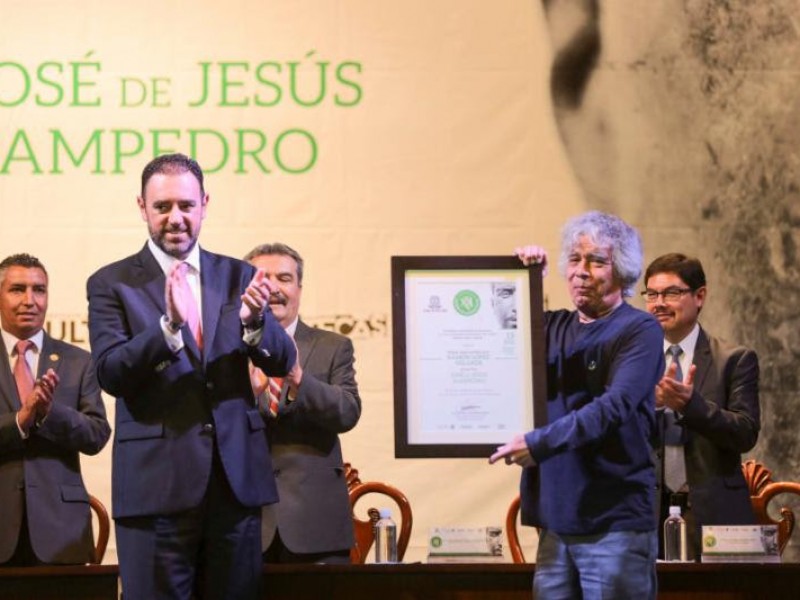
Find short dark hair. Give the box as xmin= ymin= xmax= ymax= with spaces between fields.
xmin=243 ymin=243 xmax=304 ymax=284
xmin=644 ymin=253 xmax=706 ymax=290
xmin=141 ymin=153 xmax=205 ymax=197
xmin=0 ymin=253 xmax=48 ymax=285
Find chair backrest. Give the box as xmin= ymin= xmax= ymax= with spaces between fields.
xmin=344 ymin=463 xmax=413 ymax=564
xmin=505 ymin=495 xmax=526 ymax=563
xmin=88 ymin=494 xmax=110 ymax=564
xmin=742 ymin=459 xmax=800 ymax=555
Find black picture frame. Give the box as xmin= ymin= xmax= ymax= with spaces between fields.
xmin=391 ymin=256 xmax=547 ymax=458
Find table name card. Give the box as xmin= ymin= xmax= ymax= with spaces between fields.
xmin=701 ymin=525 xmax=780 ymax=563
xmin=427 ymin=526 xmax=505 ymax=563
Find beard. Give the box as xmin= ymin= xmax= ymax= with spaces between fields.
xmin=151 ymin=226 xmax=198 ymax=259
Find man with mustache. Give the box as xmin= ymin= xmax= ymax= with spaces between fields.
xmin=643 ymin=253 xmax=760 ymax=560
xmin=244 ymin=242 xmax=361 ymax=564
xmin=0 ymin=253 xmax=110 ymax=566
xmin=490 ymin=211 xmax=663 ymax=599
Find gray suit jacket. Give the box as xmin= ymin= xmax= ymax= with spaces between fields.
xmin=261 ymin=320 xmax=361 ymax=554
xmin=655 ymin=327 xmax=760 ymax=541
xmin=0 ymin=334 xmax=111 ymax=564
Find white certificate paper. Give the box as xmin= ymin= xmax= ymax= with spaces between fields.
xmin=405 ymin=270 xmax=534 ymax=445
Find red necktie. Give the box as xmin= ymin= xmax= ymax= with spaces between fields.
xmin=14 ymin=340 xmax=35 ymax=401
xmin=267 ymin=377 xmax=283 ymax=418
xmin=177 ymin=262 xmax=203 ymax=350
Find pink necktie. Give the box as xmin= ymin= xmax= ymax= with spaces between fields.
xmin=14 ymin=340 xmax=35 ymax=401
xmin=178 ymin=263 xmax=203 ymax=350
xmin=267 ymin=377 xmax=283 ymax=418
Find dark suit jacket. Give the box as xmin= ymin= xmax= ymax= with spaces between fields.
xmin=655 ymin=327 xmax=760 ymax=538
xmin=0 ymin=334 xmax=111 ymax=564
xmin=86 ymin=245 xmax=296 ymax=518
xmin=261 ymin=320 xmax=361 ymax=554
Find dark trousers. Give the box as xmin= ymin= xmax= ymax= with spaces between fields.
xmin=116 ymin=451 xmax=262 ymax=600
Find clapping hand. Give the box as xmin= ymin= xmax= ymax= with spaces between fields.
xmin=240 ymin=268 xmax=275 ymax=327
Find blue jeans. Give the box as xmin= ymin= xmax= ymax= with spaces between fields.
xmin=534 ymin=529 xmax=658 ymax=600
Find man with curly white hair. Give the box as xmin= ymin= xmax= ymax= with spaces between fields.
xmin=491 ymin=211 xmax=664 ymax=600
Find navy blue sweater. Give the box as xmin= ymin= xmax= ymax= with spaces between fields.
xmin=521 ymin=302 xmax=664 ymax=535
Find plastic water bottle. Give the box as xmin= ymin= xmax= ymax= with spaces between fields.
xmin=663 ymin=505 xmax=687 ymax=561
xmin=374 ymin=508 xmax=398 ymax=563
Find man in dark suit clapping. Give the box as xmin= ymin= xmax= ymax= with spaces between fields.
xmin=0 ymin=253 xmax=110 ymax=566
xmin=87 ymin=154 xmax=297 ymax=599
xmin=644 ymin=253 xmax=760 ymax=561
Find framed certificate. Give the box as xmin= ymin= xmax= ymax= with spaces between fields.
xmin=391 ymin=256 xmax=547 ymax=458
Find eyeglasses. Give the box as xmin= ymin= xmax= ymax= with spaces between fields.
xmin=640 ymin=287 xmax=694 ymax=302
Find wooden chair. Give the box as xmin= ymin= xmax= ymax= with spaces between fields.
xmin=742 ymin=459 xmax=800 ymax=555
xmin=88 ymin=494 xmax=110 ymax=564
xmin=505 ymin=495 xmax=526 ymax=563
xmin=344 ymin=462 xmax=413 ymax=563
xmin=506 ymin=495 xmax=544 ymax=564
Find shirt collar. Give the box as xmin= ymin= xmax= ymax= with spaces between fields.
xmin=2 ymin=328 xmax=44 ymax=357
xmin=147 ymin=239 xmax=202 ymax=275
xmin=284 ymin=316 xmax=299 ymax=339
xmin=663 ymin=322 xmax=700 ymax=356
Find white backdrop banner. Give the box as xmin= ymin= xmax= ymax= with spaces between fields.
xmin=0 ymin=0 xmax=586 ymax=562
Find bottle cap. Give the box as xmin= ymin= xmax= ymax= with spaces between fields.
xmin=378 ymin=508 xmax=392 ymax=519
xmin=668 ymin=505 xmax=682 ymax=517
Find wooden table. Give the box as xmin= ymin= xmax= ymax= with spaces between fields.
xmin=0 ymin=564 xmax=119 ymax=600
xmin=2 ymin=561 xmax=799 ymax=599
xmin=262 ymin=562 xmax=800 ymax=600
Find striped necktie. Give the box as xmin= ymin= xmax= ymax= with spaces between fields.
xmin=267 ymin=377 xmax=283 ymax=418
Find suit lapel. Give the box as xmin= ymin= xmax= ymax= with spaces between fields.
xmin=199 ymin=249 xmax=223 ymax=363
xmin=37 ymin=334 xmax=62 ymax=379
xmin=692 ymin=327 xmax=712 ymax=393
xmin=281 ymin=320 xmax=316 ymax=403
xmin=0 ymin=335 xmax=20 ymax=411
xmin=133 ymin=244 xmax=170 ymax=316
xmin=294 ymin=320 xmax=318 ymax=370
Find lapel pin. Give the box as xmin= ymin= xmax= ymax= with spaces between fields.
xmin=49 ymin=353 xmax=60 ymax=362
